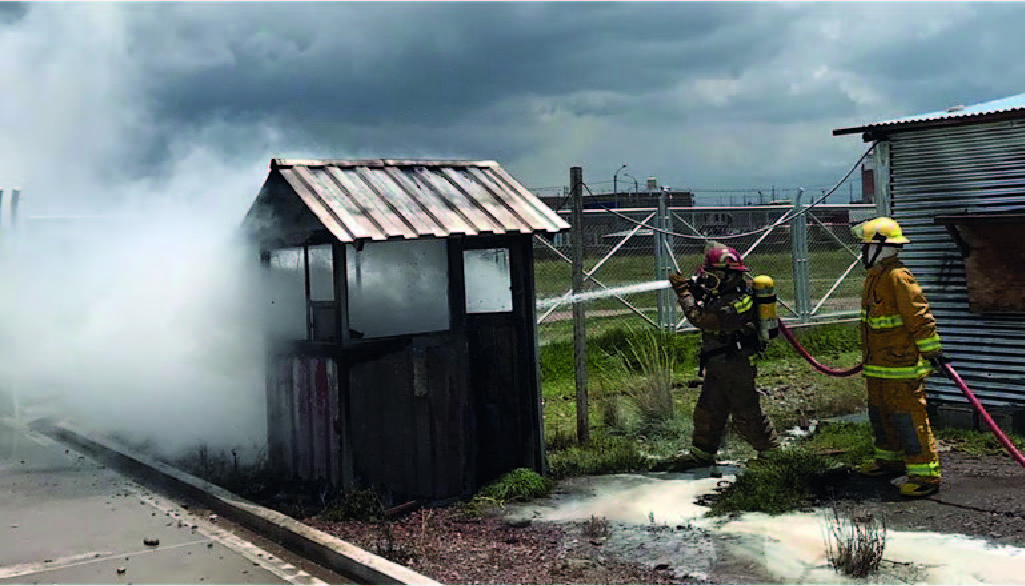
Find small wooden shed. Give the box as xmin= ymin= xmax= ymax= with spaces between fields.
xmin=834 ymin=92 xmax=1025 ymax=434
xmin=241 ymin=158 xmax=569 ymax=502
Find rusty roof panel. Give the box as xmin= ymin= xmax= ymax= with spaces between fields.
xmin=269 ymin=159 xmax=569 ymax=242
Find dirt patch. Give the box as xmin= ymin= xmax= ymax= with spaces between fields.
xmin=814 ymin=451 xmax=1025 ymax=549
xmin=305 ymin=508 xmax=702 ymax=585
xmin=304 ymin=450 xmax=1025 ymax=584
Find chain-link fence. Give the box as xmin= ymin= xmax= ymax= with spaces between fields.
xmin=533 ymin=172 xmax=877 ymax=348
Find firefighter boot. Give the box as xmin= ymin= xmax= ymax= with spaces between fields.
xmin=652 ymin=447 xmax=716 ymax=472
xmin=900 ymin=475 xmax=940 ymax=498
xmin=858 ymin=460 xmax=907 ymax=479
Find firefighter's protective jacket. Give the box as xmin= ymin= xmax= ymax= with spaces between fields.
xmin=678 ymin=277 xmax=757 ymax=357
xmin=861 ymin=256 xmax=942 ymax=379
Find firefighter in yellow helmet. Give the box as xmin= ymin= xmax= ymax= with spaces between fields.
xmin=654 ymin=245 xmax=780 ymax=471
xmin=853 ymin=217 xmax=948 ymax=497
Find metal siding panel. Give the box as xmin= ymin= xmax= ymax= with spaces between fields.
xmin=440 ymin=167 xmax=523 ymax=233
xmin=327 ymin=358 xmax=340 ymax=488
xmin=350 ymin=168 xmax=421 ymax=239
xmin=889 ymin=121 xmax=1025 ymax=407
xmin=366 ymin=168 xmax=450 ymax=238
xmin=311 ymin=357 xmax=327 ymax=481
xmin=284 ymin=167 xmax=369 ymax=241
xmin=262 ymin=160 xmax=569 ymax=241
xmin=322 ymin=167 xmax=406 ymax=240
xmin=398 ymin=167 xmax=479 ymax=235
xmin=488 ymin=166 xmax=571 ymax=232
xmin=313 ymin=167 xmax=388 ymax=240
xmin=274 ymin=356 xmax=295 ymax=478
xmin=465 ymin=167 xmax=536 ymax=232
xmin=414 ymin=169 xmax=496 ymax=234
xmin=295 ymin=357 xmax=312 ymax=480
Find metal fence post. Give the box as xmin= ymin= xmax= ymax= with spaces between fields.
xmin=791 ymin=188 xmax=810 ymax=323
xmin=872 ymin=142 xmax=891 ymax=218
xmin=570 ymin=166 xmax=589 ymax=443
xmin=664 ymin=194 xmax=676 ymax=330
xmin=11 ymin=189 xmax=20 ymax=229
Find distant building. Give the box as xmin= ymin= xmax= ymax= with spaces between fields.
xmin=538 ymin=190 xmax=695 ymax=212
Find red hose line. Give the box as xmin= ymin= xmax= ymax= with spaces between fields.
xmin=777 ymin=319 xmax=1025 ymax=469
xmin=943 ymin=363 xmax=1025 ymax=470
xmin=777 ymin=320 xmax=863 ymax=377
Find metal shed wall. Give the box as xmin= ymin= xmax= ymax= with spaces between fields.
xmin=887 ymin=119 xmax=1025 ymax=408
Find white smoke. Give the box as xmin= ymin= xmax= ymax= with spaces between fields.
xmin=0 ymin=4 xmax=288 ymax=462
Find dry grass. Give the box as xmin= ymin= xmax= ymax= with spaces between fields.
xmin=822 ymin=503 xmax=887 ymax=578
xmin=581 ymin=515 xmax=611 ymax=539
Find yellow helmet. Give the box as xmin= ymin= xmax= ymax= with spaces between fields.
xmin=852 ymin=217 xmax=909 ymax=245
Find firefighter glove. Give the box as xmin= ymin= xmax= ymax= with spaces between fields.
xmin=669 ymin=272 xmax=690 ymax=296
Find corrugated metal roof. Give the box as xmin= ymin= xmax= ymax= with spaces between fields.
xmin=833 ymin=92 xmax=1025 ymax=137
xmin=268 ymin=158 xmax=570 ymax=242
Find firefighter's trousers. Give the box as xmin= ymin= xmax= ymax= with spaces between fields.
xmin=866 ymin=377 xmax=942 ymax=481
xmin=692 ymin=354 xmax=779 ymax=454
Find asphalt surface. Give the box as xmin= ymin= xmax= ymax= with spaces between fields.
xmin=0 ymin=416 xmax=339 ymax=585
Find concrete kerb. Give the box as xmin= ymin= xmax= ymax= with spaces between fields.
xmin=28 ymin=418 xmax=441 ymax=586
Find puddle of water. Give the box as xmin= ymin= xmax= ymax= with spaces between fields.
xmin=504 ymin=472 xmax=1025 ymax=585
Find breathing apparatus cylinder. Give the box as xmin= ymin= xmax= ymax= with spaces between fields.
xmin=752 ymin=275 xmax=779 ymax=344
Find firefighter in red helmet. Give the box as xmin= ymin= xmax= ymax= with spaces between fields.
xmin=655 ymin=244 xmax=780 ymax=471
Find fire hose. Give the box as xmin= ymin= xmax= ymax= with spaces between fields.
xmin=777 ymin=319 xmax=1025 ymax=470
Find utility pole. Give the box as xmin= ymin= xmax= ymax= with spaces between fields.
xmin=570 ymin=166 xmax=589 ymax=443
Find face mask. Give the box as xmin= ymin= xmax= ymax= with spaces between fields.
xmin=862 ymin=243 xmax=897 ymax=269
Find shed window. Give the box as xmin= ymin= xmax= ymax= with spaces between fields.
xmin=464 ymin=248 xmax=513 ymax=313
xmin=936 ymin=214 xmax=1025 ymax=314
xmin=266 ymin=248 xmax=307 ymax=340
xmin=346 ymin=239 xmax=450 ymax=338
xmin=308 ymin=244 xmax=336 ymax=342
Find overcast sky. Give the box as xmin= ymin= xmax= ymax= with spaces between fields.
xmin=2 ymin=1 xmax=1025 ymax=213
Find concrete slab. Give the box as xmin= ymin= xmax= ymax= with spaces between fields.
xmin=0 ymin=418 xmax=319 ymax=585
xmin=25 ymin=417 xmax=440 ymax=586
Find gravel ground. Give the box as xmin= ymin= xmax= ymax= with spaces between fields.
xmin=303 ymin=448 xmax=1025 ymax=585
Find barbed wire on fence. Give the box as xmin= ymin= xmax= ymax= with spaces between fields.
xmin=533 ymin=141 xmax=876 ymax=340
xmin=569 ymin=141 xmax=878 ymax=244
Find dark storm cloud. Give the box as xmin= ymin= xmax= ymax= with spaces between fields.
xmin=0 ymin=2 xmax=27 ymax=24
xmin=137 ymin=2 xmax=790 ymax=132
xmin=6 ymin=1 xmax=1025 ymax=197
xmin=841 ymin=3 xmax=1025 ymax=116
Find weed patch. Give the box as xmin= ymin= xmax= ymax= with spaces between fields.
xmin=477 ymin=468 xmax=553 ymax=503
xmin=581 ymin=515 xmax=611 ymax=538
xmin=800 ymin=421 xmax=875 ymax=467
xmin=320 ymin=487 xmax=386 ymax=523
xmin=935 ymin=427 xmax=1025 ymax=457
xmin=823 ymin=505 xmax=887 ymax=578
xmin=547 ymin=434 xmax=650 ymax=480
xmin=705 ymin=448 xmax=835 ymax=517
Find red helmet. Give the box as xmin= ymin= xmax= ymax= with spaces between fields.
xmin=703 ymin=246 xmax=747 ymax=272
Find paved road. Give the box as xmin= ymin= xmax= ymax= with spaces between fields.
xmin=0 ymin=416 xmax=336 ymax=585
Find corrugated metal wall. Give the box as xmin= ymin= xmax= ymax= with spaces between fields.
xmin=888 ymin=119 xmax=1025 ymax=407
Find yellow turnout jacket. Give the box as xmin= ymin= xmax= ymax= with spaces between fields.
xmin=860 ymin=256 xmax=942 ymax=379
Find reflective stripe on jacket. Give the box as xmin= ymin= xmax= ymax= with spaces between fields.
xmin=678 ymin=278 xmax=757 ymax=354
xmin=861 ymin=256 xmax=941 ymax=379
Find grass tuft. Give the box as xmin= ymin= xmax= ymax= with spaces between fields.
xmin=320 ymin=487 xmax=386 ymax=523
xmin=823 ymin=504 xmax=887 ymax=578
xmin=546 ymin=434 xmax=650 ymax=480
xmin=706 ymin=447 xmax=835 ymax=517
xmin=477 ymin=468 xmax=554 ymax=503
